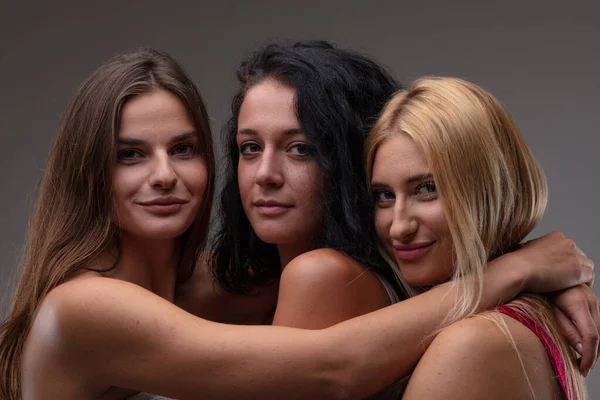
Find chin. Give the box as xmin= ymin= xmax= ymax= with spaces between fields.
xmin=402 ymin=273 xmax=451 ymax=288
xmin=147 ymin=230 xmax=187 ymax=240
xmin=123 ymin=221 xmax=193 ymax=241
xmin=134 ymin=230 xmax=187 ymax=241
xmin=252 ymin=226 xmax=298 ymax=245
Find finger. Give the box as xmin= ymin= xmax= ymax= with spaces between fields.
xmin=553 ymin=306 xmax=583 ymax=355
xmin=585 ymin=267 xmax=595 ymax=288
xmin=588 ymin=257 xmax=595 ymax=287
xmin=574 ymin=245 xmax=587 ymax=256
xmin=581 ymin=253 xmax=595 ymax=270
xmin=568 ymin=302 xmax=599 ymax=374
xmin=579 ymin=265 xmax=594 ymax=288
xmin=592 ymin=296 xmax=600 ymax=365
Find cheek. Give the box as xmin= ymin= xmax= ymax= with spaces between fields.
xmin=188 ymin=161 xmax=208 ymax=194
xmin=237 ymin=162 xmax=253 ymax=202
xmin=298 ymin=165 xmax=323 ymax=212
xmin=112 ymin=167 xmax=144 ymax=202
xmin=426 ymin=204 xmax=451 ymax=239
xmin=422 ymin=202 xmax=454 ymax=269
xmin=374 ymin=209 xmax=392 ymax=243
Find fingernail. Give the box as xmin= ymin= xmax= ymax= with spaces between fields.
xmin=576 ymin=343 xmax=583 ymax=354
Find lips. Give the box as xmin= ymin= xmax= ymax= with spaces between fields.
xmin=138 ymin=196 xmax=188 ymax=215
xmin=393 ymin=241 xmax=435 ymax=262
xmin=253 ymin=199 xmax=293 ymax=217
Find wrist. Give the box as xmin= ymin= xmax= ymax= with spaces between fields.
xmin=485 ymin=253 xmax=528 ymax=304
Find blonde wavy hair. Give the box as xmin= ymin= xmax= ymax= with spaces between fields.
xmin=365 ymin=77 xmax=586 ymax=399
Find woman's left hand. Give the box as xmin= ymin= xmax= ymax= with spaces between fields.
xmin=550 ymin=284 xmax=600 ymax=376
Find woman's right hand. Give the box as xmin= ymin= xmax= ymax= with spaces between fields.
xmin=513 ymin=231 xmax=594 ymax=293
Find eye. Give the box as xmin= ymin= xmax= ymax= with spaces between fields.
xmin=239 ymin=142 xmax=261 ymax=155
xmin=373 ymin=189 xmax=395 ymax=205
xmin=289 ymin=143 xmax=313 ymax=156
xmin=415 ymin=181 xmax=437 ymax=199
xmin=117 ymin=149 xmax=144 ymax=163
xmin=171 ymin=143 xmax=196 ymax=158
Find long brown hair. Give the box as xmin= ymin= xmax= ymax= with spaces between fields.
xmin=0 ymin=48 xmax=215 ymax=399
xmin=366 ymin=77 xmax=585 ymax=399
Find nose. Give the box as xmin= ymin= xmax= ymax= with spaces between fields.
xmin=149 ymin=153 xmax=177 ymax=190
xmin=255 ymin=148 xmax=284 ymax=188
xmin=389 ymin=198 xmax=418 ymax=243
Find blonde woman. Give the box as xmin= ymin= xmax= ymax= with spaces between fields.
xmin=0 ymin=47 xmax=595 ymax=400
xmin=367 ymin=76 xmax=594 ymax=399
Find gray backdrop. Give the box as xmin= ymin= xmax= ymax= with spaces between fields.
xmin=1 ymin=0 xmax=599 ymax=394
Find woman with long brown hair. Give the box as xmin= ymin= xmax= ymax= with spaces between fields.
xmin=0 ymin=49 xmax=596 ymax=400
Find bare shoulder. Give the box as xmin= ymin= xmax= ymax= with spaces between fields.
xmin=22 ymin=276 xmax=231 ymax=397
xmin=402 ymin=313 xmax=562 ymax=400
xmin=273 ymin=249 xmax=391 ymax=329
xmin=25 ymin=277 xmax=163 ymax=358
xmin=280 ymin=249 xmax=387 ymax=298
xmin=22 ymin=277 xmax=165 ymax=396
xmin=282 ymin=248 xmax=377 ymax=285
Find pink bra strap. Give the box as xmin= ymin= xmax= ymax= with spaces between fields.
xmin=496 ymin=305 xmax=572 ymax=399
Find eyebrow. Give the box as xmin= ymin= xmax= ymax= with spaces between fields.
xmin=117 ymin=132 xmax=196 ymax=145
xmin=407 ymin=173 xmax=433 ymax=184
xmin=369 ymin=182 xmax=390 ymax=191
xmin=237 ymin=128 xmax=303 ymax=136
xmin=371 ymin=173 xmax=433 ymax=189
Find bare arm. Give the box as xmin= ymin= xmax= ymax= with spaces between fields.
xmin=25 ymin=278 xmax=345 ymax=400
xmin=23 ymin=234 xmax=592 ymax=400
xmin=19 ymin=261 xmax=530 ymax=399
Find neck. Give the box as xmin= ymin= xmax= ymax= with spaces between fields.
xmin=108 ymin=233 xmax=180 ymax=302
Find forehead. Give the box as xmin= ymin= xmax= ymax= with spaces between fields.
xmin=237 ymin=80 xmax=300 ymax=135
xmin=119 ymin=89 xmax=195 ymax=139
xmin=372 ymin=133 xmax=430 ymax=178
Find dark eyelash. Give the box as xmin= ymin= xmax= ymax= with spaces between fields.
xmin=117 ymin=149 xmax=141 ymax=159
xmin=174 ymin=143 xmax=196 ymax=152
xmin=373 ymin=189 xmax=393 ymax=200
xmin=415 ymin=181 xmax=437 ymax=196
xmin=293 ymin=143 xmax=317 ymax=156
xmin=239 ymin=142 xmax=260 ymax=152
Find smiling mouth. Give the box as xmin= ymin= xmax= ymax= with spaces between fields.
xmin=137 ymin=197 xmax=189 ymax=215
xmin=393 ymin=242 xmax=435 ymax=262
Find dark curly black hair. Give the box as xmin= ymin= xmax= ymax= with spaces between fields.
xmin=211 ymin=40 xmax=403 ymax=295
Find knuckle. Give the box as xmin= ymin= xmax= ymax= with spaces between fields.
xmin=569 ymin=293 xmax=588 ymax=307
xmin=565 ymin=239 xmax=576 ymax=250
xmin=575 ymin=266 xmax=588 ymax=282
